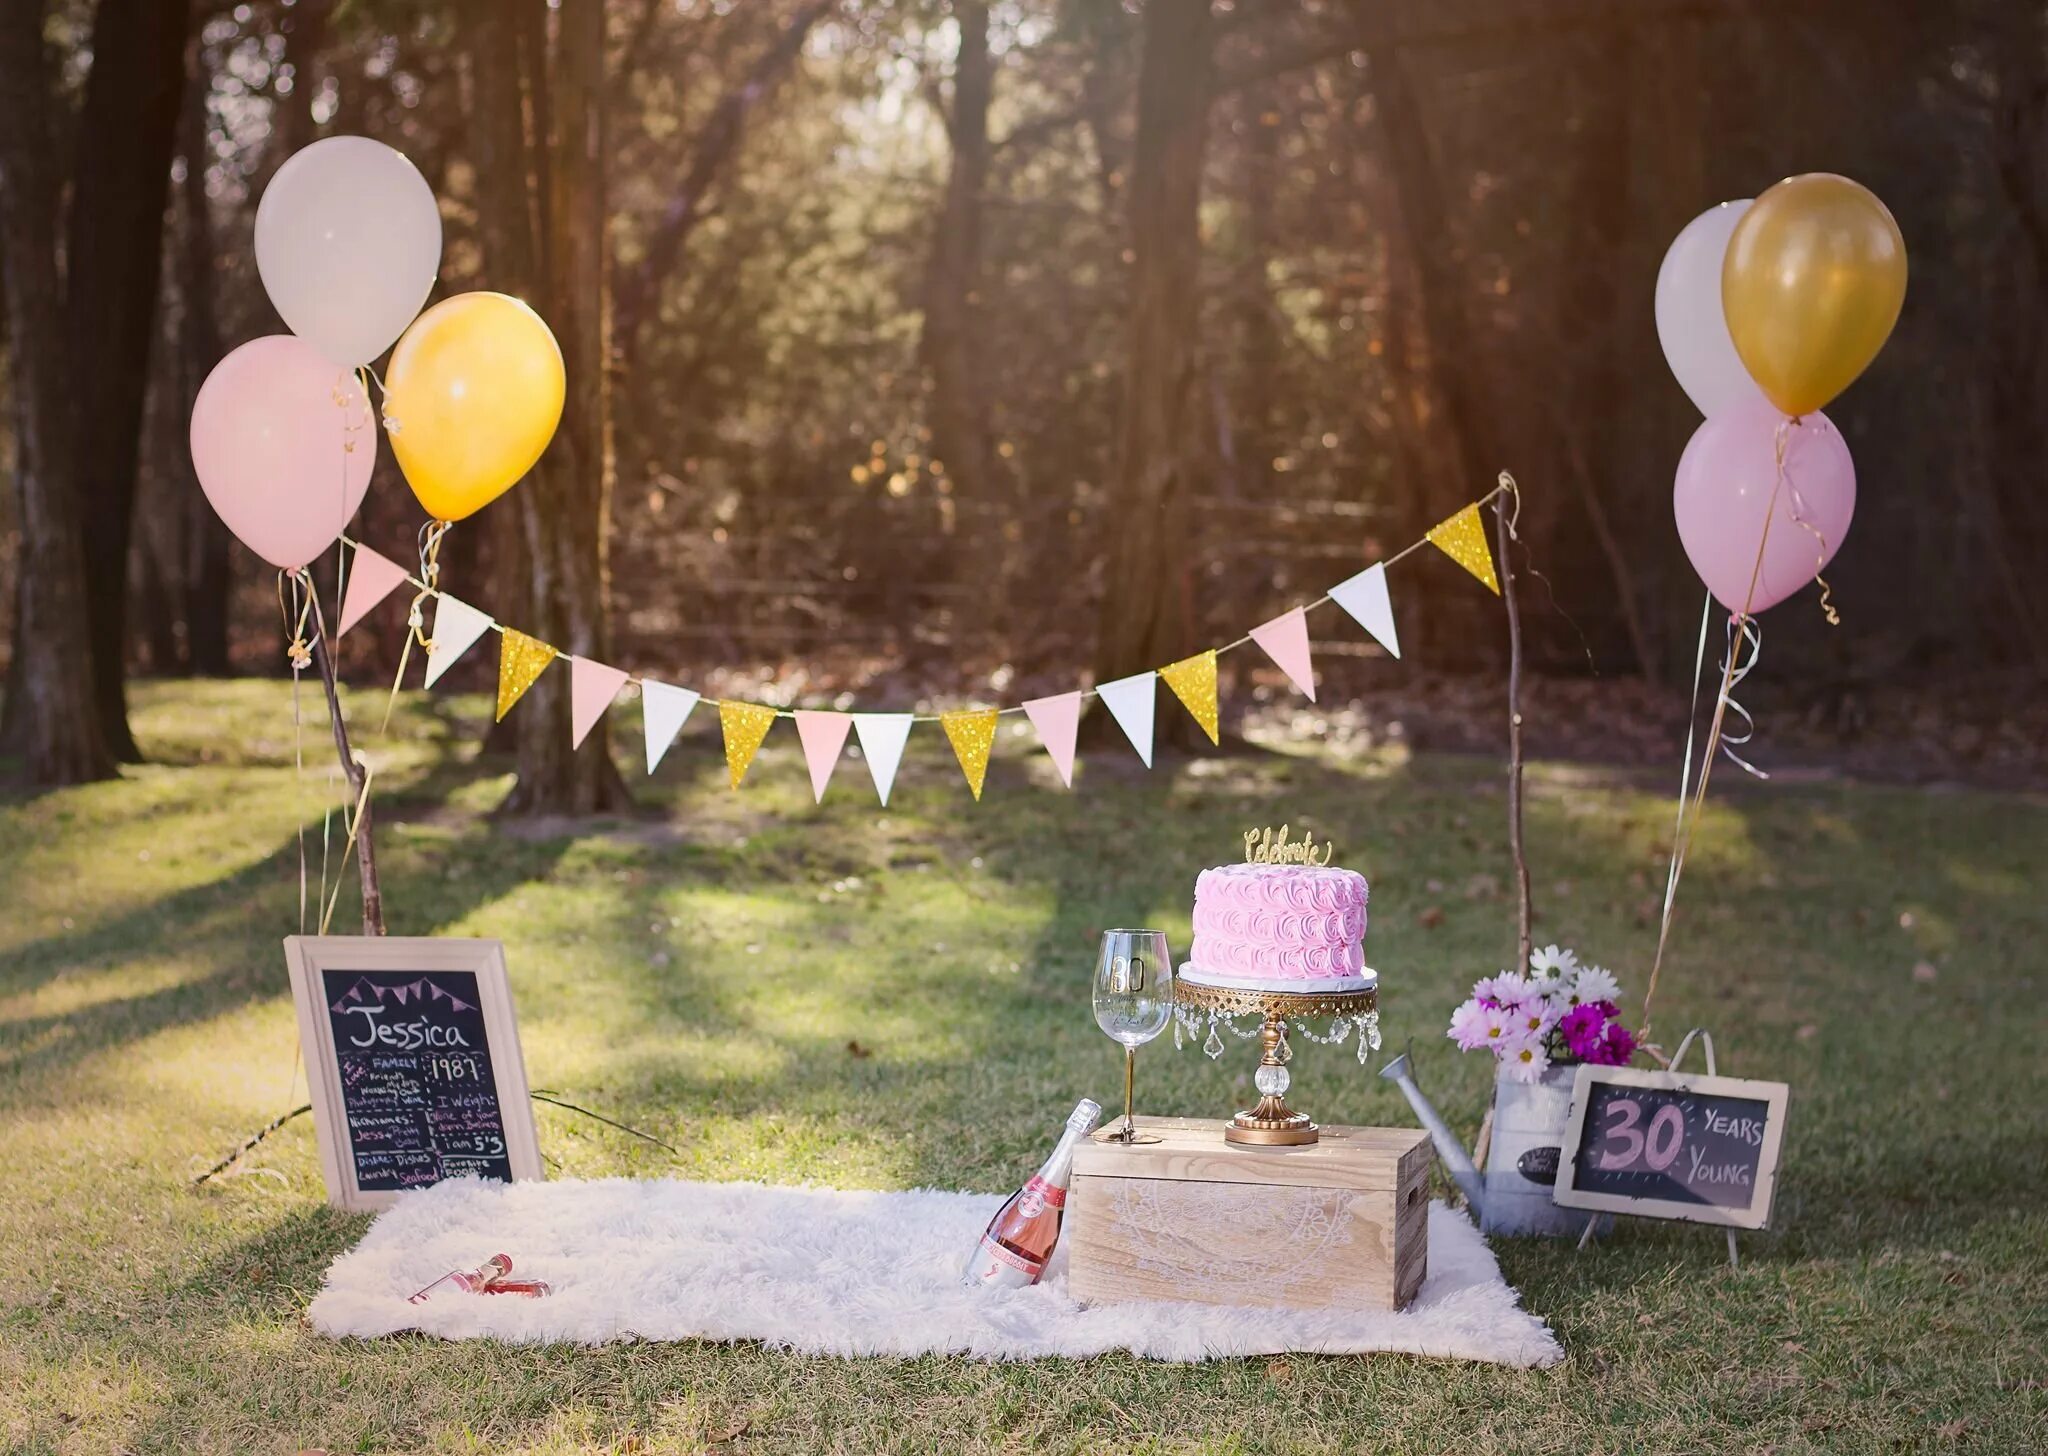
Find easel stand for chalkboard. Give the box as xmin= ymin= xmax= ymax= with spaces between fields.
xmin=1573 ymin=1032 xmax=1741 ymax=1267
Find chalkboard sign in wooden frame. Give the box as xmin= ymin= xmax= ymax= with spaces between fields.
xmin=285 ymin=936 xmax=543 ymax=1212
xmin=1553 ymin=1063 xmax=1789 ymax=1230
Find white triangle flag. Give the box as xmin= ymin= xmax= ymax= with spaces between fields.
xmin=1095 ymin=671 xmax=1157 ymax=768
xmin=422 ymin=596 xmax=493 ymax=688
xmin=642 ymin=680 xmax=701 ymax=774
xmin=852 ymin=714 xmax=914 ymax=807
xmin=1329 ymin=563 xmax=1401 ymax=658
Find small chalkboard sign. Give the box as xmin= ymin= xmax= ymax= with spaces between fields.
xmin=1553 ymin=1063 xmax=1788 ymax=1230
xmin=285 ymin=936 xmax=542 ymax=1212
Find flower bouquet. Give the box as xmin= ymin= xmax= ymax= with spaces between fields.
xmin=1447 ymin=945 xmax=1637 ymax=1083
xmin=1436 ymin=945 xmax=1638 ymax=1237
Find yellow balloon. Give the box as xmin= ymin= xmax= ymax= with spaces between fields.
xmin=1722 ymin=173 xmax=1906 ymax=418
xmin=383 ymin=291 xmax=565 ymax=522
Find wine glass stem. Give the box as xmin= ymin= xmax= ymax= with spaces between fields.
xmin=1123 ymin=1044 xmax=1136 ymax=1139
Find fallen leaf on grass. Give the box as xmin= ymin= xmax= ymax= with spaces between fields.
xmin=845 ymin=1040 xmax=873 ymax=1059
xmin=1418 ymin=906 xmax=1445 ymax=930
xmin=1912 ymin=961 xmax=1938 ymax=983
xmin=1796 ymin=1024 xmax=1819 ymax=1041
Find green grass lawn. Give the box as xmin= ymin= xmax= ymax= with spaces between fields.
xmin=3 ymin=679 xmax=2044 ymax=1454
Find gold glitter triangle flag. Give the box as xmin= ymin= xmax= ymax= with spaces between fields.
xmin=1426 ymin=503 xmax=1499 ymax=594
xmin=494 ymin=629 xmax=559 ymax=721
xmin=719 ymin=701 xmax=777 ymax=789
xmin=1159 ymin=649 xmax=1220 ymax=745
xmin=941 ymin=708 xmax=999 ymax=801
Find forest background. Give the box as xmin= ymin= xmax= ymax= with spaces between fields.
xmin=3 ymin=0 xmax=2043 ymax=805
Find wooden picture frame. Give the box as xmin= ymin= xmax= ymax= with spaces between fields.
xmin=1552 ymin=1063 xmax=1789 ymax=1231
xmin=285 ymin=936 xmax=542 ymax=1212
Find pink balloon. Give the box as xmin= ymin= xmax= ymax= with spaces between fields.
xmin=1673 ymin=397 xmax=1854 ymax=615
xmin=189 ymin=335 xmax=377 ymax=571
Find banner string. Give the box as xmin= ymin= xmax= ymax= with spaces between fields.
xmin=350 ymin=479 xmax=1514 ymax=724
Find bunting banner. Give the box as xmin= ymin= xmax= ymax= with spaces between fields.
xmin=337 ymin=544 xmax=409 ymax=639
xmin=642 ymin=680 xmax=701 ymax=773
xmin=793 ymin=710 xmax=852 ymax=803
xmin=340 ymin=480 xmax=1519 ymax=805
xmin=422 ymin=595 xmax=492 ymax=688
xmin=1095 ymin=672 xmax=1158 ymax=768
xmin=1160 ymin=650 xmax=1220 ymax=745
xmin=1022 ymin=692 xmax=1083 ymax=787
xmin=1248 ymin=607 xmax=1316 ymax=701
xmin=941 ymin=709 xmax=999 ymax=800
xmin=1329 ymin=563 xmax=1401 ymax=659
xmin=1426 ymin=503 xmax=1500 ymax=594
xmin=570 ymin=657 xmax=631 ymax=749
xmin=853 ymin=713 xmax=913 ymax=806
xmin=495 ymin=629 xmax=557 ymax=721
xmin=719 ymin=701 xmax=777 ymax=789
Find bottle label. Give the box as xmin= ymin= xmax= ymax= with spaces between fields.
xmin=1016 ymin=1175 xmax=1065 ymax=1221
xmin=974 ymin=1234 xmax=1043 ymax=1277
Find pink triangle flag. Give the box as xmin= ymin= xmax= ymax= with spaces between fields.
xmin=569 ymin=657 xmax=632 ymax=750
xmin=1249 ymin=606 xmax=1316 ymax=701
xmin=1022 ymin=691 xmax=1083 ymax=788
xmin=337 ymin=544 xmax=410 ymax=639
xmin=793 ymin=710 xmax=853 ymax=802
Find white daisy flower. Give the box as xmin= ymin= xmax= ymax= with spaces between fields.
xmin=1569 ymin=964 xmax=1622 ymax=1008
xmin=1507 ymin=996 xmax=1557 ymax=1040
xmin=1527 ymin=943 xmax=1578 ymax=987
xmin=1500 ymin=1032 xmax=1552 ymax=1083
xmin=1473 ymin=970 xmax=1533 ymax=1006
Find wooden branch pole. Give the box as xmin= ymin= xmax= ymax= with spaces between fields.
xmin=309 ymin=628 xmax=385 ymax=936
xmin=1496 ymin=495 xmax=1532 ymax=973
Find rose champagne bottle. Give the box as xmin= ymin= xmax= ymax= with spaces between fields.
xmin=963 ymin=1098 xmax=1101 ymax=1289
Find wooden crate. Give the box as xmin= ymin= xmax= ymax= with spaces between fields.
xmin=1067 ymin=1117 xmax=1431 ymax=1312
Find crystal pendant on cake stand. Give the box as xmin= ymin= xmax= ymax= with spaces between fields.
xmin=1173 ymin=977 xmax=1380 ymax=1147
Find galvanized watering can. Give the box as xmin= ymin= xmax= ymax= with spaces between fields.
xmin=1381 ymin=1051 xmax=1605 ymax=1239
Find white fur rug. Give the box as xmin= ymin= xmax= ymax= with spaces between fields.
xmin=308 ymin=1177 xmax=1561 ymax=1367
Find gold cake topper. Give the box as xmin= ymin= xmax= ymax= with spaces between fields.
xmin=1243 ymin=824 xmax=1334 ymax=866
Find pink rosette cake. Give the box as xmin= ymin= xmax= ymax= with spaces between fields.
xmin=1184 ymin=862 xmax=1375 ymax=995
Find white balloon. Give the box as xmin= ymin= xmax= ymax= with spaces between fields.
xmin=255 ymin=135 xmax=442 ymax=369
xmin=1654 ymin=199 xmax=1766 ymax=418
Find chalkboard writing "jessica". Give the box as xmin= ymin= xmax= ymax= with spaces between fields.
xmin=287 ymin=937 xmax=542 ymax=1212
xmin=1553 ymin=1064 xmax=1789 ymax=1230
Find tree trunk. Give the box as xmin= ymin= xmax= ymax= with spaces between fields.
xmin=176 ymin=37 xmax=232 ymax=676
xmin=0 ymin=1 xmax=116 ymax=784
xmin=67 ymin=0 xmax=192 ymax=762
xmin=1087 ymin=0 xmax=1214 ymax=748
xmin=500 ymin=0 xmax=630 ymax=816
xmin=919 ymin=2 xmax=1004 ymax=561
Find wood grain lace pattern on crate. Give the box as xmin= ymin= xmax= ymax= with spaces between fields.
xmin=1068 ymin=1118 xmax=1430 ymax=1313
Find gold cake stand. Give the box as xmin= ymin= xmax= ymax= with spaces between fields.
xmin=1175 ymin=979 xmax=1379 ymax=1146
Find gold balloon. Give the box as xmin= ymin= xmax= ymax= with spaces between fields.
xmin=1722 ymin=173 xmax=1906 ymax=418
xmin=384 ymin=291 xmax=566 ymax=522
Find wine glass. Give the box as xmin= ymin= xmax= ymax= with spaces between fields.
xmin=1092 ymin=929 xmax=1175 ymax=1144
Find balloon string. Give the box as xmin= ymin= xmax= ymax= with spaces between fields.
xmin=306 ymin=588 xmax=374 ymax=935
xmin=277 ymin=570 xmax=316 ymax=934
xmin=1715 ymin=615 xmax=1769 ymax=780
xmin=1641 ymin=431 xmax=1788 ymax=1034
xmin=383 ymin=519 xmax=452 ymax=732
xmin=1779 ymin=419 xmax=1842 ymax=627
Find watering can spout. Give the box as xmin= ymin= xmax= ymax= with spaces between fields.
xmin=1380 ymin=1051 xmax=1487 ymax=1217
